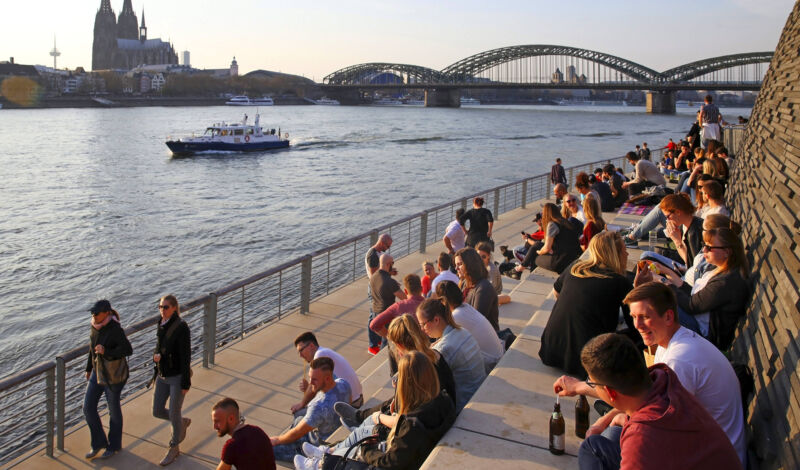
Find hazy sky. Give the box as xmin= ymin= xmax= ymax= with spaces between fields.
xmin=1 ymin=0 xmax=793 ymax=80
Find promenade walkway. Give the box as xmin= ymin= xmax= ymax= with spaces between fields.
xmin=8 ymin=198 xmax=649 ymax=470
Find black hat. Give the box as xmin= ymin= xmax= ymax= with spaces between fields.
xmin=533 ymin=212 xmax=542 ymax=223
xmin=90 ymin=299 xmax=112 ymax=315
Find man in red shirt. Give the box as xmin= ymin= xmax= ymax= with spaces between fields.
xmin=212 ymin=398 xmax=275 ymax=470
xmin=572 ymin=333 xmax=741 ymax=470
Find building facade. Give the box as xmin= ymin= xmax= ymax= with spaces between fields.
xmin=92 ymin=0 xmax=178 ymax=71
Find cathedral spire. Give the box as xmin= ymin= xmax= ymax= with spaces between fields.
xmin=139 ymin=8 xmax=147 ymax=41
xmin=99 ymin=0 xmax=113 ymax=13
xmin=121 ymin=0 xmax=134 ymax=14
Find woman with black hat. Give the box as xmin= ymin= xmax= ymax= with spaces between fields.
xmin=83 ymin=299 xmax=132 ymax=460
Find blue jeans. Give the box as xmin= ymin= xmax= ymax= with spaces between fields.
xmin=83 ymin=370 xmax=125 ymax=451
xmin=152 ymin=374 xmax=185 ymax=447
xmin=332 ymin=418 xmax=377 ymax=456
xmin=578 ymin=425 xmax=623 ymax=470
xmin=272 ymin=414 xmax=313 ymax=461
xmin=630 ymin=208 xmax=666 ymax=240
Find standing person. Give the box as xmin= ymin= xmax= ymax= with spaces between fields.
xmin=641 ymin=142 xmax=651 ymax=161
xmin=83 ymin=300 xmax=132 ymax=460
xmin=212 ymin=398 xmax=276 ymax=470
xmin=700 ymin=94 xmax=723 ymax=148
xmin=368 ymin=254 xmax=407 ymax=355
xmin=152 ymin=294 xmax=192 ymax=466
xmin=551 ymin=157 xmax=567 ymax=187
xmin=460 ymin=197 xmax=494 ymax=248
xmin=292 ymin=332 xmax=363 ymax=412
xmin=364 ymin=234 xmax=393 ymax=354
xmin=686 ymin=112 xmax=702 ymax=151
xmin=621 ymin=151 xmax=666 ymax=197
xmin=443 ymin=208 xmax=466 ymax=255
xmin=455 ymin=247 xmax=499 ymax=332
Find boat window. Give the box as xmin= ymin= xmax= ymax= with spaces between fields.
xmin=233 ymin=129 xmax=244 ymax=136
xmin=246 ymin=128 xmax=254 ymax=135
xmin=221 ymin=130 xmax=228 ymax=136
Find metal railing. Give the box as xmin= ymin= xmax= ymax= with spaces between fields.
xmin=723 ymin=125 xmax=747 ymax=157
xmin=0 ymin=153 xmax=631 ymax=466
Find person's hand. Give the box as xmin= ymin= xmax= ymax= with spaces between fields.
xmin=664 ymin=220 xmax=681 ymax=242
xmin=660 ymin=266 xmax=682 ymax=286
xmin=633 ymin=264 xmax=654 ymax=287
xmin=371 ymin=411 xmax=381 ymax=425
xmin=153 ymin=353 xmax=161 ymax=363
xmin=94 ymin=344 xmax=105 ymax=355
xmin=290 ymin=402 xmax=304 ymax=413
xmin=553 ymin=375 xmax=579 ymax=396
xmin=611 ymin=412 xmax=627 ymax=427
xmin=621 ymin=181 xmax=629 ymax=189
xmin=182 ymin=389 xmax=189 ymax=396
xmin=299 ymin=378 xmax=308 ymax=392
xmin=85 ymin=371 xmax=90 ymax=381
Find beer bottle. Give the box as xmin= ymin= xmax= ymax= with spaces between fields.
xmin=549 ymin=399 xmax=565 ymax=455
xmin=575 ymin=394 xmax=590 ymax=438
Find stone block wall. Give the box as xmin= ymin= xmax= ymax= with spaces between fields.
xmin=727 ymin=2 xmax=800 ymax=468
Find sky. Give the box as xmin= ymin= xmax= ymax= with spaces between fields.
xmin=1 ymin=0 xmax=794 ymax=81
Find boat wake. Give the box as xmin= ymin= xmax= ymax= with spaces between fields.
xmin=502 ymin=135 xmax=547 ymax=141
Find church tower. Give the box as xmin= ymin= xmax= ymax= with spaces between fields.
xmin=117 ymin=0 xmax=139 ymax=40
xmin=92 ymin=0 xmax=117 ymax=70
xmin=139 ymin=9 xmax=147 ymax=41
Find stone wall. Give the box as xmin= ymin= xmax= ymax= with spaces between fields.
xmin=727 ymin=2 xmax=800 ymax=468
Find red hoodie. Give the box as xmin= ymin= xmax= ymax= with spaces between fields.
xmin=620 ymin=364 xmax=742 ymax=470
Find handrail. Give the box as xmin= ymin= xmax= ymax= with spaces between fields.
xmin=0 ymin=152 xmax=632 ymax=465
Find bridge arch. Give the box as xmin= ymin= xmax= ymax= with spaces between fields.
xmin=658 ymin=51 xmax=774 ymax=82
xmin=441 ymin=45 xmax=661 ymax=83
xmin=323 ymin=62 xmax=451 ymax=85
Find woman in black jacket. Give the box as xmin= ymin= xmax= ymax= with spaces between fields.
xmin=515 ymin=203 xmax=582 ymax=274
xmin=83 ymin=299 xmax=132 ymax=460
xmin=296 ymin=351 xmax=456 ymax=470
xmin=151 ymin=294 xmax=192 ymax=466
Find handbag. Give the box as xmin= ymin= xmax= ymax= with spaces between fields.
xmin=320 ymin=435 xmax=380 ymax=470
xmin=95 ymin=354 xmax=129 ymax=386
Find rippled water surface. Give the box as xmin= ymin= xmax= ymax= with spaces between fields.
xmin=0 ymin=103 xmax=750 ymax=376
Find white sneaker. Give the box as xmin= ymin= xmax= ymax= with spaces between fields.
xmin=301 ymin=441 xmax=328 ymax=459
xmin=294 ymin=454 xmax=320 ymax=470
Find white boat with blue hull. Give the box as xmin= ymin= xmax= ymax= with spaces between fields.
xmin=166 ymin=113 xmax=289 ymax=156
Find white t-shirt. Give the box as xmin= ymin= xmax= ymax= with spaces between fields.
xmin=314 ymin=347 xmax=362 ymax=399
xmin=444 ymin=220 xmax=466 ymax=252
xmin=696 ymin=204 xmax=730 ymax=219
xmin=654 ymin=327 xmax=746 ymax=465
xmin=452 ymin=303 xmax=504 ymax=372
xmin=690 ymin=270 xmax=715 ymax=336
xmin=430 ymin=270 xmax=460 ymax=295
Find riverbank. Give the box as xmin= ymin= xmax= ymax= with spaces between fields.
xmin=0 ymin=95 xmax=313 ymax=109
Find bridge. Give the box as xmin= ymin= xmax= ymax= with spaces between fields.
xmin=320 ymin=45 xmax=773 ymax=113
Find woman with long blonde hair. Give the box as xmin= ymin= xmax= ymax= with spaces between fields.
xmin=538 ymin=232 xmax=633 ymax=377
xmin=579 ymin=194 xmax=606 ymax=251
xmin=296 ymin=351 xmax=456 ymax=470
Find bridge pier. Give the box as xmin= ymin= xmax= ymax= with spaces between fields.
xmin=425 ymin=89 xmax=460 ymax=108
xmin=646 ymin=91 xmax=676 ymax=114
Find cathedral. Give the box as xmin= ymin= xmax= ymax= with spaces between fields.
xmin=92 ymin=0 xmax=178 ymax=70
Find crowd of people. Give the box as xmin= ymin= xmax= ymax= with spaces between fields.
xmin=81 ymin=97 xmax=752 ymax=469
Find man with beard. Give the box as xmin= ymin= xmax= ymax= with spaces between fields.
xmin=212 ymin=398 xmax=275 ymax=470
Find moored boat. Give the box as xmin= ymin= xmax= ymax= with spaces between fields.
xmin=165 ymin=113 xmax=289 ymax=156
xmin=314 ymin=97 xmax=340 ymax=105
xmin=225 ymin=95 xmax=274 ymax=106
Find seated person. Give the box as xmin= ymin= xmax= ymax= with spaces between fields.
xmin=512 ymin=213 xmax=545 ymax=262
xmin=516 ymin=203 xmax=582 ymax=275
xmin=574 ymin=172 xmax=601 ymax=205
xmin=539 ymin=232 xmax=633 ymax=377
xmin=369 ymin=274 xmax=425 ymax=338
xmin=455 ymin=247 xmax=499 ymax=331
xmin=622 ymin=151 xmax=666 ymax=196
xmin=475 ymin=241 xmax=511 ymax=305
xmin=429 ymin=252 xmax=459 ymax=298
xmin=292 ymin=332 xmax=363 ymax=412
xmin=420 ymin=262 xmax=436 ymax=296
xmin=212 ymin=398 xmax=276 ymax=470
xmin=416 ymin=298 xmax=486 ymax=412
xmin=553 ymin=182 xmax=569 ymax=205
xmin=294 ymin=351 xmax=456 ymax=470
xmin=553 ymin=333 xmax=742 ymax=470
xmin=589 ymin=174 xmax=615 ymax=212
xmin=561 ymin=194 xmax=586 ymax=230
xmin=270 ymin=357 xmax=352 ymax=462
xmin=436 ymin=281 xmax=504 ymax=373
xmin=579 ymin=195 xmax=605 ymax=251
xmin=637 ymin=194 xmax=704 ymax=269
xmin=602 ymin=164 xmax=627 ymax=209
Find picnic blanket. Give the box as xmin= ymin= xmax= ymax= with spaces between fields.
xmin=618 ymin=203 xmax=654 ymax=216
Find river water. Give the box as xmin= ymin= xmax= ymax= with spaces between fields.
xmin=0 ymin=103 xmax=750 ymax=377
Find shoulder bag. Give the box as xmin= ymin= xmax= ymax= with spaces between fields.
xmin=95 ymin=354 xmax=129 ymax=386
xmin=320 ymin=435 xmax=381 ymax=470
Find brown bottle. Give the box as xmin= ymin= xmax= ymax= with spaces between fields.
xmin=549 ymin=401 xmax=565 ymax=455
xmin=575 ymin=395 xmax=590 ymax=438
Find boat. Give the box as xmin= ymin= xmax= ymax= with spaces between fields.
xmin=372 ymin=97 xmax=403 ymax=106
xmin=165 ymin=113 xmax=289 ymax=156
xmin=314 ymin=97 xmax=340 ymax=105
xmin=460 ymin=97 xmax=481 ymax=106
xmin=225 ymin=95 xmax=274 ymax=106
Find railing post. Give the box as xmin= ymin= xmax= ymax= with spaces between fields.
xmin=419 ymin=211 xmax=428 ymax=253
xmin=521 ymin=180 xmax=528 ymax=209
xmin=568 ymin=167 xmax=574 ymax=188
xmin=45 ymin=366 xmax=55 ymax=457
xmin=203 ymin=293 xmax=218 ymax=368
xmin=301 ymin=255 xmax=312 ymax=314
xmin=546 ymin=177 xmax=552 ymax=199
xmin=56 ymin=356 xmax=65 ymax=451
xmin=493 ymin=188 xmax=500 ymax=220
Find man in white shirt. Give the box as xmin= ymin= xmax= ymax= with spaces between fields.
xmin=624 ymin=282 xmax=746 ymax=466
xmin=443 ymin=209 xmax=466 ymax=254
xmin=291 ymin=332 xmax=363 ymax=413
xmin=430 ymin=252 xmax=459 ymax=298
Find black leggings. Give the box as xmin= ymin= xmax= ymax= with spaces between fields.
xmin=520 ymin=241 xmax=544 ymax=269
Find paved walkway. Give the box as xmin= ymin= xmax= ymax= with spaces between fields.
xmin=8 ymin=198 xmax=650 ymax=470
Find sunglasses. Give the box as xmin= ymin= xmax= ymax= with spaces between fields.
xmin=158 ymin=305 xmax=171 ymax=310
xmin=702 ymin=244 xmax=729 ymax=252
xmin=566 ymin=199 xmax=578 ymax=203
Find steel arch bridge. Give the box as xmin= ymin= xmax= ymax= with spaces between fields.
xmin=322 ymin=45 xmax=773 ymax=90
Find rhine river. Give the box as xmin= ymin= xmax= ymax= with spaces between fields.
xmin=0 ymin=103 xmax=750 ymax=377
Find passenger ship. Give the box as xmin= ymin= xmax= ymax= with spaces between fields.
xmin=165 ymin=113 xmax=289 ymax=156
xmin=225 ymin=95 xmax=274 ymax=106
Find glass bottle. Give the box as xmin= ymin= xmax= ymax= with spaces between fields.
xmin=549 ymin=400 xmax=565 ymax=455
xmin=575 ymin=395 xmax=590 ymax=438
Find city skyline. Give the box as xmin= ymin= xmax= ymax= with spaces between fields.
xmin=1 ymin=0 xmax=793 ymax=80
